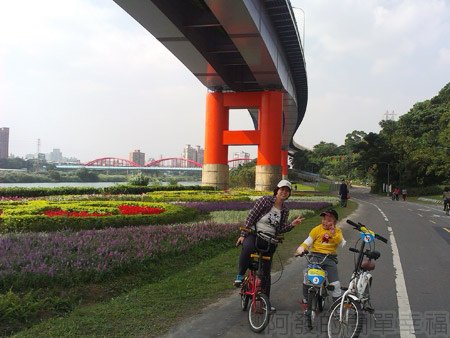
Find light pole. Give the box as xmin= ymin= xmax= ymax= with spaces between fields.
xmin=292 ymin=6 xmax=306 ymax=51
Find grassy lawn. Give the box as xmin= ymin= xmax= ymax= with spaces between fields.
xmin=15 ymin=201 xmax=357 ymax=338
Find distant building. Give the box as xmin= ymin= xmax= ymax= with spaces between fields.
xmin=129 ymin=149 xmax=145 ymax=166
xmin=48 ymin=148 xmax=63 ymax=163
xmin=0 ymin=127 xmax=10 ymax=159
xmin=230 ymin=151 xmax=251 ymax=168
xmin=182 ymin=144 xmax=204 ymax=167
xmin=195 ymin=145 xmax=204 ymax=165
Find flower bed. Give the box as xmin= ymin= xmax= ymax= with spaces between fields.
xmin=176 ymin=200 xmax=332 ymax=212
xmin=0 ymin=221 xmax=238 ymax=289
xmin=0 ymin=200 xmax=196 ymax=233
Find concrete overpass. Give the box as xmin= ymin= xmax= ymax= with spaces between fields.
xmin=113 ymin=0 xmax=307 ymax=190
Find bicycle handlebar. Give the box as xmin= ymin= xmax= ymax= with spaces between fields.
xmin=346 ymin=219 xmax=388 ymax=244
xmin=295 ymin=249 xmax=309 ymax=257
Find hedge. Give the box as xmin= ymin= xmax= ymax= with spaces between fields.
xmin=0 ymin=201 xmax=197 ymax=233
xmin=0 ymin=185 xmax=214 ymax=198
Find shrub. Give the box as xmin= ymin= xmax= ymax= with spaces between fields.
xmin=0 ymin=185 xmax=215 ymax=198
xmin=127 ymin=173 xmax=150 ymax=186
xmin=0 ymin=201 xmax=197 ymax=233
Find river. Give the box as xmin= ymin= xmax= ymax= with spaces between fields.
xmin=0 ymin=181 xmax=201 ymax=188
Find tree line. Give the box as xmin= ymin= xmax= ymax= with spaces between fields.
xmin=290 ymin=82 xmax=450 ymax=192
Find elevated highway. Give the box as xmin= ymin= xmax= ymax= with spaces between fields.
xmin=113 ymin=0 xmax=307 ymax=189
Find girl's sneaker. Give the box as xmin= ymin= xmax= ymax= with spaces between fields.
xmin=234 ymin=274 xmax=244 ymax=287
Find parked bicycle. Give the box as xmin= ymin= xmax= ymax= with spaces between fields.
xmin=327 ymin=219 xmax=388 ymax=338
xmin=296 ymin=250 xmax=334 ymax=330
xmin=238 ymin=227 xmax=283 ymax=333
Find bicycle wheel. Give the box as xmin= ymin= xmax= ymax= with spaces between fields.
xmin=317 ymin=294 xmax=326 ymax=312
xmin=241 ymin=288 xmax=250 ymax=311
xmin=248 ymin=293 xmax=271 ymax=333
xmin=327 ymin=298 xmax=362 ymax=338
xmin=305 ymin=291 xmax=317 ymax=329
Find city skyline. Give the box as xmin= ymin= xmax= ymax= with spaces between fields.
xmin=1 ymin=1 xmax=449 ymax=162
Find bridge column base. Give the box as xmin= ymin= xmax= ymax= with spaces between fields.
xmin=255 ymin=165 xmax=282 ymax=191
xmin=202 ymin=164 xmax=229 ymax=190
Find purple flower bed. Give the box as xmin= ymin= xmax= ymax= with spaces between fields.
xmin=176 ymin=201 xmax=331 ymax=212
xmin=0 ymin=222 xmax=238 ymax=281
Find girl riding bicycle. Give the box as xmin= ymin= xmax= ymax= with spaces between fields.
xmin=295 ymin=209 xmax=346 ymax=307
xmin=234 ymin=180 xmax=304 ymax=309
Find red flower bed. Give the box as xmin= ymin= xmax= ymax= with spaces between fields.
xmin=117 ymin=205 xmax=165 ymax=215
xmin=43 ymin=209 xmax=112 ymax=217
xmin=43 ymin=205 xmax=166 ymax=217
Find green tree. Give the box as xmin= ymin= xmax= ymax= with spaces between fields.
xmin=127 ymin=172 xmax=150 ymax=186
xmin=229 ymin=160 xmax=256 ymax=188
xmin=76 ymin=168 xmax=99 ymax=182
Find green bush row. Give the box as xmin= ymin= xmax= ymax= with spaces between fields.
xmin=403 ymin=185 xmax=444 ymax=197
xmin=0 ymin=185 xmax=214 ymax=198
xmin=0 ymin=201 xmax=197 ymax=233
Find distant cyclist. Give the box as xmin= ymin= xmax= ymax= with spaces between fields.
xmin=443 ymin=187 xmax=450 ymax=214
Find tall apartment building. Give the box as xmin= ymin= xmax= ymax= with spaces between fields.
xmin=182 ymin=144 xmax=204 ymax=167
xmin=0 ymin=127 xmax=10 ymax=159
xmin=195 ymin=145 xmax=204 ymax=164
xmin=129 ymin=149 xmax=145 ymax=166
xmin=48 ymin=148 xmax=63 ymax=163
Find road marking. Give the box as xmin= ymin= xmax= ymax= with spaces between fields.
xmin=417 ymin=208 xmax=431 ymax=212
xmin=372 ymin=203 xmax=416 ymax=337
xmin=429 ymin=220 xmax=436 ymax=224
xmin=417 ymin=214 xmax=423 ymax=217
xmin=444 ymin=228 xmax=450 ymax=234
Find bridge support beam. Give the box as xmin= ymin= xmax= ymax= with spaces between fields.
xmin=202 ymin=90 xmax=284 ymax=191
xmin=202 ymin=92 xmax=229 ymax=189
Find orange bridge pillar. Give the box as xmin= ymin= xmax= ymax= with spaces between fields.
xmin=255 ymin=91 xmax=283 ymax=191
xmin=202 ymin=92 xmax=229 ymax=189
xmin=202 ymin=90 xmax=284 ymax=191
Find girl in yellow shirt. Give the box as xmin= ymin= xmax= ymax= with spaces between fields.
xmin=296 ymin=209 xmax=346 ymax=304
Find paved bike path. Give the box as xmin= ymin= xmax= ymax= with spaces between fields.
xmin=162 ymin=191 xmax=401 ymax=338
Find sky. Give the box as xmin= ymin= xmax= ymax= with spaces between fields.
xmin=1 ymin=0 xmax=449 ymax=163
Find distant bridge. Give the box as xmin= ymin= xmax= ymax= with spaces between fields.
xmin=56 ymin=157 xmax=254 ymax=171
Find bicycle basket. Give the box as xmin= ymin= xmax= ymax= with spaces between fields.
xmin=306 ymin=267 xmax=326 ymax=286
xmin=360 ymin=232 xmax=375 ymax=243
xmin=249 ymin=258 xmax=259 ymax=271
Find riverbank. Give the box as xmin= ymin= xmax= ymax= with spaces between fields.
xmin=0 ymin=181 xmax=202 ymax=188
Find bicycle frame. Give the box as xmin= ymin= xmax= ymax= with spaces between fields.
xmin=337 ymin=220 xmax=387 ymax=321
xmin=238 ymin=228 xmax=282 ymax=333
xmin=242 ymin=252 xmax=271 ymax=302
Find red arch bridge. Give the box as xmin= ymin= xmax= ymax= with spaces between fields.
xmin=55 ymin=157 xmax=255 ymax=171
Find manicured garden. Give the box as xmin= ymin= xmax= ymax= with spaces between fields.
xmin=0 ymin=186 xmax=343 ymax=337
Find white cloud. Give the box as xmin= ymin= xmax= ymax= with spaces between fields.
xmin=438 ymin=47 xmax=450 ymax=64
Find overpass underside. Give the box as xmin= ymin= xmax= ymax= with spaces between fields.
xmin=113 ymin=0 xmax=307 ymax=190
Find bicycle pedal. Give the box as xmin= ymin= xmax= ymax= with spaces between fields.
xmin=365 ymin=306 xmax=375 ymax=314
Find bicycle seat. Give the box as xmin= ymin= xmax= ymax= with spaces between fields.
xmin=366 ymin=250 xmax=381 ymax=260
xmin=361 ymin=257 xmax=376 ymax=271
